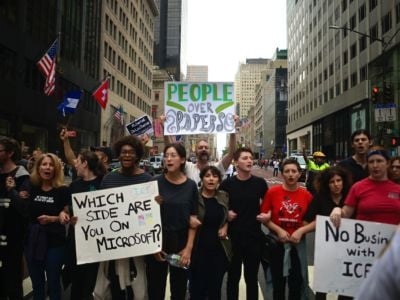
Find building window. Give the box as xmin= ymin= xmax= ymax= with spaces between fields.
xmin=359 ymin=36 xmax=367 ymax=52
xmin=351 ymin=72 xmax=358 ymax=87
xmin=336 ymin=83 xmax=341 ymax=96
xmin=350 ymin=14 xmax=356 ymax=30
xmin=396 ymin=3 xmax=400 ymax=24
xmin=360 ymin=65 xmax=368 ymax=81
xmin=329 ymin=63 xmax=334 ymax=76
xmin=342 ymin=22 xmax=348 ymax=38
xmin=324 ymin=68 xmax=328 ymax=80
xmin=329 ymin=87 xmax=334 ymax=99
xmin=342 ymin=0 xmax=347 ymax=12
xmin=370 ymin=23 xmax=378 ymax=44
xmin=369 ymin=0 xmax=377 ymax=12
xmin=350 ymin=43 xmax=357 ymax=59
xmin=382 ymin=11 xmax=392 ymax=34
xmin=343 ymin=78 xmax=349 ymax=91
xmin=343 ymin=50 xmax=348 ymax=65
xmin=359 ymin=4 xmax=366 ymax=22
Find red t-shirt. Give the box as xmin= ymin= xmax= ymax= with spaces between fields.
xmin=345 ymin=178 xmax=400 ymax=225
xmin=261 ymin=185 xmax=312 ymax=234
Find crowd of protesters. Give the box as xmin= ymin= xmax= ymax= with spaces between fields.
xmin=1 ymin=127 xmax=400 ymax=300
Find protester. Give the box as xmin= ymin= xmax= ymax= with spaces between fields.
xmin=59 ymin=150 xmax=106 ymax=300
xmin=302 ymin=146 xmax=330 ymax=194
xmin=303 ymin=166 xmax=351 ymax=300
xmin=93 ymin=135 xmax=153 ymax=300
xmin=0 ymin=136 xmax=31 ymax=300
xmin=259 ymin=158 xmax=313 ymax=300
xmin=388 ymin=156 xmax=400 ymax=184
xmin=355 ymin=225 xmax=400 ymax=300
xmin=330 ymin=147 xmax=400 ymax=227
xmin=146 ymin=143 xmax=198 ymax=300
xmin=27 ymin=148 xmax=43 ymax=173
xmin=190 ymin=166 xmax=232 ymax=300
xmin=338 ymin=129 xmax=371 ymax=184
xmin=25 ymin=153 xmax=70 ymax=300
xmin=273 ymin=159 xmax=280 ymax=177
xmin=220 ymin=147 xmax=268 ymax=300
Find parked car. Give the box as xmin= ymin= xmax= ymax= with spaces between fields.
xmin=140 ymin=159 xmax=155 ymax=176
xmin=149 ymin=155 xmax=163 ymax=173
xmin=288 ymin=155 xmax=307 ymax=182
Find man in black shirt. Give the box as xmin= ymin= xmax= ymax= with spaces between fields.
xmin=0 ymin=136 xmax=31 ymax=300
xmin=220 ymin=147 xmax=268 ymax=300
xmin=339 ymin=129 xmax=371 ymax=184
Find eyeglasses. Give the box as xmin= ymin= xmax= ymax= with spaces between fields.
xmin=120 ymin=150 xmax=136 ymax=156
xmin=0 ymin=149 xmax=6 ymax=152
xmin=391 ymin=165 xmax=400 ymax=169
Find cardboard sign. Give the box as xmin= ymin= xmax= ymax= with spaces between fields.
xmin=164 ymin=82 xmax=236 ymax=135
xmin=126 ymin=115 xmax=153 ymax=136
xmin=314 ymin=216 xmax=396 ymax=297
xmin=72 ymin=181 xmax=162 ymax=264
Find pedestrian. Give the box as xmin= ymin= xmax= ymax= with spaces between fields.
xmin=303 ymin=166 xmax=352 ymax=300
xmin=302 ymin=146 xmax=330 ymax=194
xmin=330 ymin=146 xmax=400 ymax=227
xmin=93 ymin=135 xmax=154 ymax=300
xmin=59 ymin=150 xmax=106 ymax=300
xmin=388 ymin=156 xmax=400 ymax=184
xmin=338 ymin=129 xmax=371 ymax=184
xmin=259 ymin=158 xmax=313 ymax=300
xmin=190 ymin=166 xmax=232 ymax=300
xmin=0 ymin=136 xmax=31 ymax=300
xmin=272 ymin=160 xmax=280 ymax=177
xmin=220 ymin=147 xmax=268 ymax=300
xmin=25 ymin=153 xmax=70 ymax=300
xmin=146 ymin=143 xmax=198 ymax=300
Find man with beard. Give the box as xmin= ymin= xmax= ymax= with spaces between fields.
xmin=185 ymin=135 xmax=236 ymax=187
xmin=0 ymin=136 xmax=31 ymax=300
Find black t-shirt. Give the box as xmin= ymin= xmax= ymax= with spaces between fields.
xmin=339 ymin=157 xmax=368 ymax=184
xmin=100 ymin=171 xmax=153 ymax=189
xmin=69 ymin=177 xmax=103 ymax=214
xmin=156 ymin=174 xmax=198 ymax=232
xmin=220 ymin=175 xmax=268 ymax=239
xmin=29 ymin=185 xmax=70 ymax=247
xmin=303 ymin=194 xmax=344 ymax=223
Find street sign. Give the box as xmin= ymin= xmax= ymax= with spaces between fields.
xmin=374 ymin=103 xmax=397 ymax=122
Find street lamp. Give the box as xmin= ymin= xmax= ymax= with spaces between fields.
xmin=329 ymin=24 xmax=400 ymax=147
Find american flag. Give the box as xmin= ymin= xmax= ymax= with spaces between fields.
xmin=114 ymin=106 xmax=124 ymax=125
xmin=37 ymin=39 xmax=58 ymax=96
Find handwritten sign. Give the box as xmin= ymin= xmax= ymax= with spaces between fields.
xmin=164 ymin=82 xmax=235 ymax=135
xmin=314 ymin=216 xmax=396 ymax=297
xmin=126 ymin=115 xmax=153 ymax=136
xmin=72 ymin=181 xmax=162 ymax=265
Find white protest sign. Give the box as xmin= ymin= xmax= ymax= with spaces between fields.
xmin=314 ymin=216 xmax=396 ymax=297
xmin=72 ymin=181 xmax=162 ymax=265
xmin=164 ymin=82 xmax=235 ymax=135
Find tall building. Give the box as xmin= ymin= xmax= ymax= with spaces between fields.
xmin=186 ymin=65 xmax=208 ymax=82
xmin=153 ymin=0 xmax=188 ymax=81
xmin=0 ymin=1 xmax=102 ymax=153
xmin=287 ymin=0 xmax=400 ymax=158
xmin=234 ymin=58 xmax=271 ymax=118
xmin=101 ymin=0 xmax=158 ymax=146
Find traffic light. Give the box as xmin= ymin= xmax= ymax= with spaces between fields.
xmin=383 ymin=84 xmax=392 ymax=102
xmin=391 ymin=136 xmax=400 ymax=146
xmin=371 ymin=86 xmax=380 ymax=103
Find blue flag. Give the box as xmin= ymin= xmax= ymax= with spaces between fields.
xmin=57 ymin=90 xmax=82 ymax=116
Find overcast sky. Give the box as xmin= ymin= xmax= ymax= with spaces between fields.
xmin=186 ymin=0 xmax=288 ymax=82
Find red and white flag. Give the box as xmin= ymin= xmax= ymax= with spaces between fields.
xmin=92 ymin=79 xmax=109 ymax=109
xmin=37 ymin=39 xmax=58 ymax=96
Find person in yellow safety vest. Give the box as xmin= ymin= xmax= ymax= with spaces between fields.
xmin=302 ymin=146 xmax=330 ymax=194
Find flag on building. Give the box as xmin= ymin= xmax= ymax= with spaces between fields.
xmin=57 ymin=90 xmax=82 ymax=116
xmin=92 ymin=78 xmax=109 ymax=109
xmin=114 ymin=106 xmax=124 ymax=125
xmin=37 ymin=39 xmax=58 ymax=96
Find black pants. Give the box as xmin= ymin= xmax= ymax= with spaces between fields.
xmin=227 ymin=237 xmax=261 ymax=300
xmin=70 ymin=262 xmax=99 ymax=300
xmin=146 ymin=255 xmax=188 ymax=300
xmin=315 ymin=292 xmax=353 ymax=300
xmin=0 ymin=245 xmax=24 ymax=300
xmin=269 ymin=243 xmax=302 ymax=300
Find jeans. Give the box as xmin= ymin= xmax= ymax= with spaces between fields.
xmin=26 ymin=246 xmax=65 ymax=300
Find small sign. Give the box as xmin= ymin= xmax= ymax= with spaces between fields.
xmin=126 ymin=115 xmax=153 ymax=136
xmin=374 ymin=103 xmax=397 ymax=122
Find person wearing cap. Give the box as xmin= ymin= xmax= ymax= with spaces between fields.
xmin=302 ymin=146 xmax=330 ymax=193
xmin=330 ymin=146 xmax=400 ymax=227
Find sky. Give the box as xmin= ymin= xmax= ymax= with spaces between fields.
xmin=185 ymin=0 xmax=288 ymax=155
xmin=186 ymin=0 xmax=288 ymax=82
